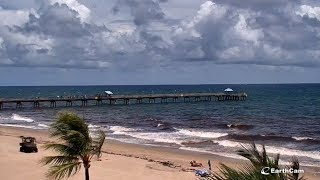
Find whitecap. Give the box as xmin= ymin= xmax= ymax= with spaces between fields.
xmin=212 ymin=140 xmax=320 ymax=161
xmin=38 ymin=123 xmax=49 ymax=128
xmin=109 ymin=126 xmax=136 ymax=135
xmin=175 ymin=128 xmax=228 ymax=138
xmin=11 ymin=114 xmax=34 ymax=123
xmin=292 ymin=136 xmax=314 ymax=141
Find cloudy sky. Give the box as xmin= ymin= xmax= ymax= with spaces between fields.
xmin=0 ymin=0 xmax=319 ymax=85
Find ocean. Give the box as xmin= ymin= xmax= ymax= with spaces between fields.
xmin=0 ymin=84 xmax=319 ymax=166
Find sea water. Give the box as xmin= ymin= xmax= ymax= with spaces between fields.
xmin=0 ymin=84 xmax=319 ymax=166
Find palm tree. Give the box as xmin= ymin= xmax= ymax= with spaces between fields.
xmin=40 ymin=112 xmax=106 ymax=180
xmin=207 ymin=143 xmax=305 ymax=180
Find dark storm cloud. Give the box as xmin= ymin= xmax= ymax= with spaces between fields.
xmin=0 ymin=0 xmax=320 ymax=70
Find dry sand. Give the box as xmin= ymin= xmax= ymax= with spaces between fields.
xmin=0 ymin=126 xmax=319 ymax=180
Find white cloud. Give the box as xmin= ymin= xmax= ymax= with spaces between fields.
xmin=0 ymin=8 xmax=32 ymax=26
xmin=0 ymin=0 xmax=320 ymax=70
xmin=233 ymin=14 xmax=263 ymax=45
xmin=50 ymin=0 xmax=90 ymax=22
xmin=296 ymin=4 xmax=320 ymax=21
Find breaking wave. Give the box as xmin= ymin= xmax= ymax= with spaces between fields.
xmin=11 ymin=114 xmax=34 ymax=123
xmin=225 ymin=134 xmax=320 ymax=145
xmin=109 ymin=125 xmax=228 ymax=145
xmin=212 ymin=140 xmax=320 ymax=161
xmin=176 ymin=128 xmax=228 ymax=138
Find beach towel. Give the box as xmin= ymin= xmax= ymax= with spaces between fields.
xmin=195 ymin=170 xmax=210 ymax=177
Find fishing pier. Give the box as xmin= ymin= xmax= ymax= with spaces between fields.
xmin=0 ymin=92 xmax=247 ymax=110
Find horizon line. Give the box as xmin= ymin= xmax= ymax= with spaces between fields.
xmin=0 ymin=82 xmax=319 ymax=87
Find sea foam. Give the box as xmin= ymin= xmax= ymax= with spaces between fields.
xmin=11 ymin=114 xmax=34 ymax=123
xmin=176 ymin=128 xmax=228 ymax=138
xmin=212 ymin=140 xmax=320 ymax=161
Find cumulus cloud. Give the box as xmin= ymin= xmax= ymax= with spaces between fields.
xmin=112 ymin=0 xmax=166 ymax=26
xmin=297 ymin=4 xmax=320 ymax=21
xmin=0 ymin=0 xmax=320 ymax=70
xmin=50 ymin=0 xmax=90 ymax=22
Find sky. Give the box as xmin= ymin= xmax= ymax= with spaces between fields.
xmin=0 ymin=0 xmax=320 ymax=85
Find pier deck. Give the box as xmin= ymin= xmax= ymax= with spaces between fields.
xmin=0 ymin=92 xmax=247 ymax=109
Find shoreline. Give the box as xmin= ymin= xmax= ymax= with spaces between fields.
xmin=1 ymin=126 xmax=320 ymax=180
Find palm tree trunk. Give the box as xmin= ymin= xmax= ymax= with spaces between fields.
xmin=85 ymin=168 xmax=89 ymax=180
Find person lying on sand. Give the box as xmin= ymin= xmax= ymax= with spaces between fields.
xmin=190 ymin=160 xmax=203 ymax=167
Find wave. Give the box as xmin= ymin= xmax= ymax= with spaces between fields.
xmin=109 ymin=125 xmax=228 ymax=145
xmin=37 ymin=123 xmax=49 ymax=128
xmin=88 ymin=124 xmax=100 ymax=128
xmin=179 ymin=146 xmax=247 ymax=160
xmin=109 ymin=126 xmax=137 ymax=135
xmin=0 ymin=123 xmax=34 ymax=128
xmin=124 ymin=132 xmax=183 ymax=144
xmin=175 ymin=128 xmax=228 ymax=138
xmin=181 ymin=140 xmax=215 ymax=146
xmin=179 ymin=146 xmax=320 ymax=167
xmin=11 ymin=114 xmax=34 ymax=123
xmin=292 ymin=136 xmax=314 ymax=141
xmin=227 ymin=124 xmax=254 ymax=130
xmin=109 ymin=125 xmax=182 ymax=144
xmin=212 ymin=140 xmax=320 ymax=161
xmin=226 ymin=134 xmax=294 ymax=142
xmin=155 ymin=123 xmax=173 ymax=131
xmin=225 ymin=134 xmax=320 ymax=145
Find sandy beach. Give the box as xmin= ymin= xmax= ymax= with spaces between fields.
xmin=0 ymin=126 xmax=319 ymax=180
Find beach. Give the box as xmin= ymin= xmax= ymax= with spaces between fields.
xmin=1 ymin=126 xmax=319 ymax=180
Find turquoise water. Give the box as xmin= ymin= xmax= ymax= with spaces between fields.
xmin=0 ymin=84 xmax=319 ymax=166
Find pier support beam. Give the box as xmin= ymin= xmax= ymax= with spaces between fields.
xmin=50 ymin=101 xmax=56 ymax=107
xmin=96 ymin=99 xmax=102 ymax=105
xmin=172 ymin=97 xmax=178 ymax=103
xmin=160 ymin=98 xmax=167 ymax=104
xmin=149 ymin=98 xmax=155 ymax=103
xmin=136 ymin=98 xmax=142 ymax=104
xmin=33 ymin=101 xmax=40 ymax=108
xmin=16 ymin=102 xmax=22 ymax=109
xmin=124 ymin=99 xmax=129 ymax=105
xmin=0 ymin=102 xmax=3 ymax=110
xmin=109 ymin=99 xmax=116 ymax=105
xmin=194 ymin=97 xmax=200 ymax=102
xmin=66 ymin=101 xmax=72 ymax=107
xmin=81 ymin=100 xmax=87 ymax=107
xmin=184 ymin=97 xmax=190 ymax=102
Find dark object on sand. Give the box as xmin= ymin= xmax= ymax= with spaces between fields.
xmin=195 ymin=170 xmax=210 ymax=177
xmin=208 ymin=160 xmax=211 ymax=170
xmin=19 ymin=136 xmax=38 ymax=153
xmin=190 ymin=160 xmax=203 ymax=167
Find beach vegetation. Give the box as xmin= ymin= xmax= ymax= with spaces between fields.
xmin=40 ymin=112 xmax=106 ymax=180
xmin=206 ymin=143 xmax=306 ymax=180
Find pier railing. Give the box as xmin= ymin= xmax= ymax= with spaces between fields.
xmin=0 ymin=92 xmax=247 ymax=110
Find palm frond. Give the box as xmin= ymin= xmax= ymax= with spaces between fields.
xmin=40 ymin=156 xmax=79 ymax=165
xmin=206 ymin=143 xmax=305 ymax=180
xmin=210 ymin=163 xmax=262 ymax=180
xmin=91 ymin=130 xmax=106 ymax=159
xmin=43 ymin=112 xmax=105 ymax=180
xmin=237 ymin=143 xmax=266 ymax=167
xmin=51 ymin=112 xmax=90 ymax=141
xmin=286 ymin=157 xmax=306 ymax=180
xmin=46 ymin=162 xmax=82 ymax=180
xmin=43 ymin=143 xmax=79 ymax=156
